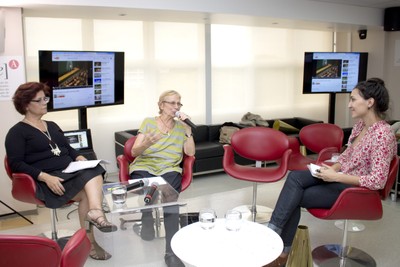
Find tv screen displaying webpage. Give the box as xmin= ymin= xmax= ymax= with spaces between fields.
xmin=39 ymin=50 xmax=124 ymax=111
xmin=302 ymin=52 xmax=368 ymax=94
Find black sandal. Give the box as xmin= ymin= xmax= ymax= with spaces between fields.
xmin=85 ymin=209 xmax=117 ymax=233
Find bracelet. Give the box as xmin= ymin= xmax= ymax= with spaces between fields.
xmin=185 ymin=133 xmax=193 ymax=138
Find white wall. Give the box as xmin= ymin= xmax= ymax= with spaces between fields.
xmin=0 ymin=8 xmax=35 ymax=215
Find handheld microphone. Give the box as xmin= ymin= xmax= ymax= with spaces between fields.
xmin=175 ymin=111 xmax=197 ymax=130
xmin=144 ymin=182 xmax=159 ymax=203
xmin=126 ymin=178 xmax=148 ymax=192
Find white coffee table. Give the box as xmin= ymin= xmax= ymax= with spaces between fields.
xmin=171 ymin=218 xmax=283 ymax=267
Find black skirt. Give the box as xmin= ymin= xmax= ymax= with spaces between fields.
xmin=35 ymin=165 xmax=106 ymax=209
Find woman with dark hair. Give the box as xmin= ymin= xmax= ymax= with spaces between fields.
xmin=264 ymin=78 xmax=397 ymax=267
xmin=5 ymin=82 xmax=116 ymax=261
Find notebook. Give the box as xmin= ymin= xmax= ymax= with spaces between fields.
xmin=63 ymin=129 xmax=97 ymax=160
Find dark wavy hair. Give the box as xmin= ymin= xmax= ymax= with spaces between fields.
xmin=355 ymin=77 xmax=390 ymax=119
xmin=13 ymin=82 xmax=50 ymax=115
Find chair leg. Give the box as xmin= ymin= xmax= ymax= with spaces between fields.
xmin=42 ymin=209 xmax=72 ymax=249
xmin=50 ymin=209 xmax=58 ymax=240
xmin=312 ymin=220 xmax=376 ymax=267
xmin=335 ymin=220 xmax=365 ymax=232
xmin=233 ymin=182 xmax=273 ymax=223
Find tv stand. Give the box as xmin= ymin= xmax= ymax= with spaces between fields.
xmin=328 ymin=93 xmax=336 ymax=124
xmin=78 ymin=108 xmax=88 ymax=129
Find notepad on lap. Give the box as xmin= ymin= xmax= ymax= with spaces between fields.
xmin=307 ymin=163 xmax=321 ymax=178
xmin=62 ymin=159 xmax=110 ymax=173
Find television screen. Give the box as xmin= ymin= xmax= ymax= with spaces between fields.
xmin=302 ymin=52 xmax=368 ymax=94
xmin=39 ymin=50 xmax=124 ymax=111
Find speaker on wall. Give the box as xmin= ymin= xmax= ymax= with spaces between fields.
xmin=358 ymin=29 xmax=367 ymax=40
xmin=384 ymin=7 xmax=400 ymax=31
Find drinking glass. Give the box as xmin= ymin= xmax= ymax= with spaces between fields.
xmin=111 ymin=184 xmax=127 ymax=205
xmin=199 ymin=208 xmax=216 ymax=230
xmin=225 ymin=210 xmax=242 ymax=231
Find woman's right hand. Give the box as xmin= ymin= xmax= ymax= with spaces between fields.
xmin=143 ymin=131 xmax=162 ymax=146
xmin=39 ymin=172 xmax=65 ymax=196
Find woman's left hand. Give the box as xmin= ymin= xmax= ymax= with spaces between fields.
xmin=316 ymin=164 xmax=337 ymax=182
xmin=76 ymin=155 xmax=87 ymax=161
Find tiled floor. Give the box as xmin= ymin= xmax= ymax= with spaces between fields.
xmin=1 ymin=171 xmax=400 ymax=266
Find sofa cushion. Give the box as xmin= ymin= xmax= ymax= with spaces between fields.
xmin=194 ymin=141 xmax=224 ymax=160
xmin=193 ymin=125 xmax=209 ymax=143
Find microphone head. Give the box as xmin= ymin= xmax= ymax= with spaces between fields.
xmin=175 ymin=111 xmax=181 ymax=118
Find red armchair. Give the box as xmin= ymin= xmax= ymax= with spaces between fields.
xmin=0 ymin=228 xmax=90 ymax=267
xmin=288 ymin=123 xmax=344 ymax=171
xmin=223 ymin=127 xmax=292 ymax=222
xmin=116 ymin=135 xmax=195 ymax=192
xmin=308 ymin=155 xmax=399 ymax=266
xmin=4 ymin=156 xmax=74 ymax=248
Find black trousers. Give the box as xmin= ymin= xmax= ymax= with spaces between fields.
xmin=130 ymin=170 xmax=182 ymax=253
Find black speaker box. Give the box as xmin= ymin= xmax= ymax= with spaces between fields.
xmin=384 ymin=7 xmax=400 ymax=31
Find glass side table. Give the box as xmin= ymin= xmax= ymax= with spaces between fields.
xmin=99 ymin=177 xmax=187 ymax=266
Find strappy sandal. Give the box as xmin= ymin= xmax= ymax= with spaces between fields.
xmin=86 ymin=209 xmax=117 ymax=232
xmin=89 ymin=241 xmax=112 ymax=260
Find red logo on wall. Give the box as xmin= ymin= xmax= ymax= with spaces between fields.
xmin=8 ymin=59 xmax=20 ymax=69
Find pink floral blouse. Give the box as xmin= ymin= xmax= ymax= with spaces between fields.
xmin=338 ymin=120 xmax=397 ymax=190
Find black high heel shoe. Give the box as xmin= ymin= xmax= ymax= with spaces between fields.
xmin=85 ymin=209 xmax=117 ymax=233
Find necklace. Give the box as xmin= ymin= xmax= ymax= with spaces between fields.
xmin=23 ymin=118 xmax=61 ymax=156
xmin=158 ymin=116 xmax=174 ymax=136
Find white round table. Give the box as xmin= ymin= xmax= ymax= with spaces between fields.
xmin=171 ymin=219 xmax=283 ymax=267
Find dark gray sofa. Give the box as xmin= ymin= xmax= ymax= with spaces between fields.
xmin=114 ymin=117 xmax=323 ymax=176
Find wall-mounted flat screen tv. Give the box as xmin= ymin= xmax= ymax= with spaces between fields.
xmin=39 ymin=50 xmax=125 ymax=111
xmin=302 ymin=52 xmax=368 ymax=94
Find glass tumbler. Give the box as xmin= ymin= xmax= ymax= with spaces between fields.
xmin=199 ymin=208 xmax=217 ymax=230
xmin=111 ymin=184 xmax=127 ymax=205
xmin=225 ymin=210 xmax=242 ymax=231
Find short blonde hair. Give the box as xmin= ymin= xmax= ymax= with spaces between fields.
xmin=158 ymin=90 xmax=181 ymax=114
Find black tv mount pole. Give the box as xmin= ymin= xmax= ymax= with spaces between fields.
xmin=328 ymin=93 xmax=336 ymax=124
xmin=78 ymin=107 xmax=88 ymax=130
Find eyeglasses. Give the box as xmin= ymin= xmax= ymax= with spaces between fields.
xmin=163 ymin=101 xmax=183 ymax=107
xmin=31 ymin=96 xmax=50 ymax=104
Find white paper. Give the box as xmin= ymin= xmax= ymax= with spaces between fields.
xmin=307 ymin=163 xmax=321 ymax=177
xmin=62 ymin=159 xmax=110 ymax=173
xmin=146 ymin=176 xmax=167 ymax=185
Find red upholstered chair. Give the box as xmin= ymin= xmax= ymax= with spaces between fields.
xmin=116 ymin=135 xmax=195 ymax=192
xmin=223 ymin=127 xmax=292 ymax=222
xmin=288 ymin=123 xmax=344 ymax=171
xmin=0 ymin=228 xmax=90 ymax=267
xmin=116 ymin=135 xmax=195 ymax=231
xmin=4 ymin=156 xmax=74 ymax=248
xmin=60 ymin=228 xmax=91 ymax=267
xmin=308 ymin=155 xmax=399 ymax=266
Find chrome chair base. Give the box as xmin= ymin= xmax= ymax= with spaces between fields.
xmin=233 ymin=205 xmax=273 ymax=223
xmin=312 ymin=244 xmax=376 ymax=267
xmin=334 ymin=220 xmax=365 ymax=232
